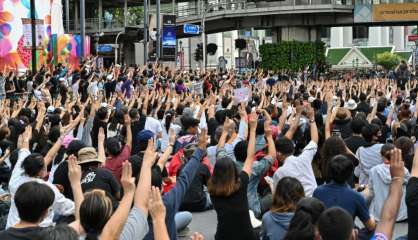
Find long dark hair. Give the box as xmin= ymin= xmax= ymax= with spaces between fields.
xmin=80 ymin=190 xmax=113 ymax=240
xmin=320 ymin=136 xmax=348 ymax=181
xmin=208 ymin=156 xmax=240 ymax=197
xmin=284 ymin=197 xmax=325 ymax=240
xmin=271 ymin=177 xmax=304 ymax=213
xmin=165 ymin=113 xmax=173 ymax=133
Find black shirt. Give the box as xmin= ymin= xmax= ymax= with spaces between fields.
xmin=211 ymin=171 xmax=257 ymax=240
xmin=406 ymin=177 xmax=418 ymax=240
xmin=80 ymin=167 xmax=121 ymax=207
xmin=179 ymin=163 xmax=211 ymax=212
xmin=0 ymin=226 xmax=45 ymax=240
xmin=53 ymin=161 xmax=73 ymax=199
xmin=344 ymin=135 xmax=367 ymax=154
xmin=131 ymin=114 xmax=146 ymax=155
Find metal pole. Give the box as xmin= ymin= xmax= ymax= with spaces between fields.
xmin=172 ymin=0 xmax=175 ymax=14
xmin=80 ymin=0 xmax=85 ymax=61
xmin=65 ymin=0 xmax=70 ymax=32
xmin=144 ymin=0 xmax=148 ymax=64
xmin=201 ymin=3 xmax=206 ymax=71
xmin=124 ymin=0 xmax=128 ymax=27
xmin=30 ymin=0 xmax=36 ymax=72
xmin=115 ymin=31 xmax=124 ymax=64
xmin=156 ymin=0 xmax=161 ymax=60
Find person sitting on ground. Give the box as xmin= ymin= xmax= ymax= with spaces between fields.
xmin=0 ymin=182 xmax=55 ymax=239
xmin=273 ymin=104 xmax=318 ymax=197
xmin=209 ymin=112 xmax=258 ymax=240
xmin=283 ymin=197 xmax=325 ymax=240
xmin=313 ymin=154 xmax=376 ymax=238
xmin=368 ymin=143 xmax=409 ymax=222
xmin=262 ymin=177 xmax=305 ymax=240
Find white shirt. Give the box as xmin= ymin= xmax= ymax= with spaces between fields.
xmin=160 ymin=121 xmax=181 ymax=152
xmin=6 ymin=149 xmax=75 ymax=228
xmin=145 ymin=117 xmax=163 ymax=136
xmin=273 ymin=141 xmax=318 ymax=197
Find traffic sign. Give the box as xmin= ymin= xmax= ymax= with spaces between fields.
xmin=183 ymin=24 xmax=200 ymax=35
xmin=408 ymin=35 xmax=418 ymax=42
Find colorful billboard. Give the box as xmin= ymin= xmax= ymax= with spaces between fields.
xmin=0 ymin=0 xmax=89 ymax=71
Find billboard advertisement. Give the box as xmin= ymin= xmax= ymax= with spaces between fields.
xmin=373 ymin=3 xmax=418 ymax=22
xmin=162 ymin=15 xmax=176 ymax=61
xmin=0 ymin=0 xmax=89 ymax=71
xmin=354 ymin=4 xmax=372 ymax=23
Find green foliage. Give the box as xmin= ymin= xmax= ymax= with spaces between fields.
xmin=376 ymin=51 xmax=400 ymax=70
xmin=112 ymin=6 xmax=143 ymax=25
xmin=259 ymin=41 xmax=326 ymax=71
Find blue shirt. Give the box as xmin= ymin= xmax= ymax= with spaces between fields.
xmin=313 ymin=182 xmax=370 ymax=222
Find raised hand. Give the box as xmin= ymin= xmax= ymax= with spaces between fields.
xmin=390 ymin=148 xmax=405 ymax=180
xmin=121 ymin=161 xmax=135 ymax=194
xmin=148 ymin=186 xmax=166 ymax=221
xmin=198 ymin=128 xmax=208 ymax=150
xmin=68 ymin=154 xmax=81 ymax=184
xmin=143 ymin=139 xmax=158 ymax=165
xmin=248 ymin=111 xmax=258 ymax=130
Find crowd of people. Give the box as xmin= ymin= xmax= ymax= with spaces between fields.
xmin=0 ymin=56 xmax=416 ymax=240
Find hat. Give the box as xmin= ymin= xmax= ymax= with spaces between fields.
xmin=308 ymin=96 xmax=316 ymax=103
xmin=345 ymin=99 xmax=357 ymax=110
xmin=77 ymin=147 xmax=102 ymax=164
xmin=138 ymin=130 xmax=154 ymax=143
xmin=47 ymin=106 xmax=55 ymax=113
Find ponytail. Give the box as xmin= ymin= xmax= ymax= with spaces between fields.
xmin=165 ymin=114 xmax=173 ymax=133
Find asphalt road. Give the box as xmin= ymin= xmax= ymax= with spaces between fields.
xmin=179 ymin=210 xmax=408 ymax=240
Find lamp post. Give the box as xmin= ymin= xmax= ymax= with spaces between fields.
xmin=30 ymin=0 xmax=36 ymax=72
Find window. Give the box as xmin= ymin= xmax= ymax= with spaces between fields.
xmin=353 ymin=26 xmax=368 ymax=39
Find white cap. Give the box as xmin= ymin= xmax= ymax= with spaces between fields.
xmin=47 ymin=106 xmax=55 ymax=113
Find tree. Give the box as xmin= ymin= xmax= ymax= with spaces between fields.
xmin=376 ymin=51 xmax=400 ymax=71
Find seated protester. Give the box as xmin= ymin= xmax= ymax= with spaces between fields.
xmin=0 ymin=182 xmax=54 ymax=239
xmin=313 ymin=154 xmax=376 ymax=236
xmin=173 ymin=116 xmax=200 ymax=153
xmin=7 ymin=127 xmax=74 ymax=228
xmin=52 ymin=140 xmax=87 ymax=199
xmin=320 ymin=136 xmax=359 ymax=187
xmin=208 ymin=112 xmax=259 ymax=240
xmin=229 ymin=111 xmax=276 ymax=218
xmin=104 ymin=113 xmax=132 ymax=182
xmin=406 ymin=141 xmax=418 ymax=240
xmin=355 ymin=123 xmax=384 ymax=185
xmin=143 ymin=129 xmax=208 ymax=240
xmin=262 ymin=177 xmax=305 ymax=240
xmin=368 ymin=143 xmax=409 ymax=222
xmin=344 ymin=116 xmax=367 ymax=153
xmin=395 ymin=136 xmax=415 ymax=172
xmin=77 ymin=147 xmax=121 ymax=208
xmin=178 ymin=144 xmax=212 ymax=212
xmin=69 ymin=145 xmax=154 ymax=240
xmin=283 ymin=197 xmax=325 ymax=240
xmin=41 ymin=224 xmax=78 ymax=240
xmin=331 ymin=107 xmax=352 ymax=139
xmin=317 ymin=207 xmax=355 ymax=240
xmin=273 ymin=105 xmax=319 ymax=197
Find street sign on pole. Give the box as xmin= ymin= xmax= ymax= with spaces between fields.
xmin=183 ymin=24 xmax=200 ymax=35
xmin=408 ymin=35 xmax=418 ymax=42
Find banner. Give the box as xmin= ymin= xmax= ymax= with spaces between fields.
xmin=354 ymin=4 xmax=372 ymax=23
xmin=162 ymin=15 xmax=176 ymax=61
xmin=373 ymin=3 xmax=418 ymax=22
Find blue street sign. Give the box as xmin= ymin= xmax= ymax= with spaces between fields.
xmin=97 ymin=44 xmax=113 ymax=53
xmin=183 ymin=24 xmax=200 ymax=35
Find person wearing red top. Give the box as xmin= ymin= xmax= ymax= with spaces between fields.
xmin=104 ymin=113 xmax=132 ymax=182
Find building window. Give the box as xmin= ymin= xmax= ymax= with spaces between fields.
xmin=353 ymin=26 xmax=368 ymax=39
xmin=319 ymin=27 xmax=330 ymax=39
